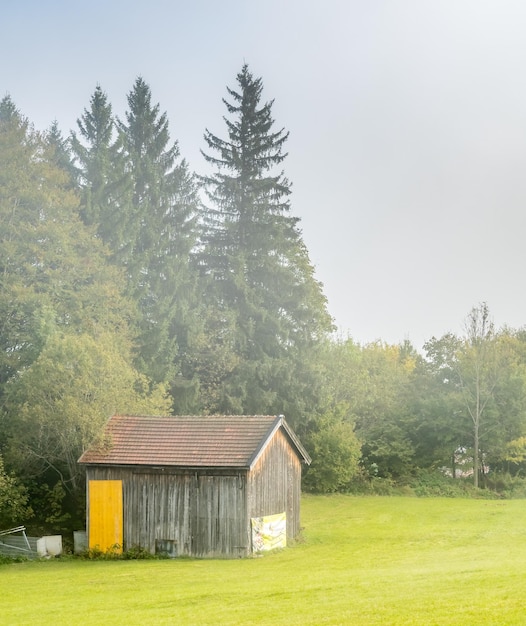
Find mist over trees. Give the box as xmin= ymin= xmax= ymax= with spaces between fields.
xmin=2 ymin=68 xmax=526 ymax=533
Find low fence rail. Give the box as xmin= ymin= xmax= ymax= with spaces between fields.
xmin=0 ymin=527 xmax=62 ymax=559
xmin=0 ymin=526 xmax=39 ymax=558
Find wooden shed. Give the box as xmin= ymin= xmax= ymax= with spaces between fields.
xmin=78 ymin=414 xmax=311 ymax=558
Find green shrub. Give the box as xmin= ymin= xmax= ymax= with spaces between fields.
xmin=77 ymin=544 xmax=165 ymax=560
xmin=410 ymin=470 xmax=494 ymax=498
xmin=0 ymin=554 xmax=28 ymax=566
xmin=302 ymin=417 xmax=361 ymax=493
xmin=77 ymin=544 xmax=122 ymax=560
xmin=345 ymin=469 xmax=503 ymax=498
xmin=122 ymin=544 xmax=160 ymax=560
xmin=484 ymin=473 xmax=526 ymax=498
xmin=346 ymin=469 xmax=402 ymax=496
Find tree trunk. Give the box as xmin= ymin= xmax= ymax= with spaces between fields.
xmin=473 ymin=425 xmax=479 ymax=488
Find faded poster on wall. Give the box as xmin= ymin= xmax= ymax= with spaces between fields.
xmin=251 ymin=512 xmax=286 ymax=552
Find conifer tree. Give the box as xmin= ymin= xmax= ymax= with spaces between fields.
xmin=117 ymin=78 xmax=199 ymax=384
xmin=70 ymin=85 xmax=130 ymax=256
xmin=47 ymin=120 xmax=76 ymax=185
xmin=198 ymin=65 xmax=333 ymax=419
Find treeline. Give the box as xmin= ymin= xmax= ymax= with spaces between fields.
xmin=1 ymin=66 xmax=526 ymax=534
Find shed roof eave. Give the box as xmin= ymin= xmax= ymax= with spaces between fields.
xmin=80 ymin=461 xmax=251 ymax=471
xmin=247 ymin=415 xmax=282 ymax=470
xmin=247 ymin=415 xmax=311 ymax=469
xmin=281 ymin=419 xmax=312 ymax=465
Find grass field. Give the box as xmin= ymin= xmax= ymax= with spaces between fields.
xmin=2 ymin=495 xmax=526 ymax=625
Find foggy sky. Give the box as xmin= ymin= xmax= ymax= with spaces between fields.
xmin=3 ymin=1 xmax=526 ymax=349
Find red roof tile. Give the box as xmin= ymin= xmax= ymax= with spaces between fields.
xmin=78 ymin=414 xmax=310 ymax=468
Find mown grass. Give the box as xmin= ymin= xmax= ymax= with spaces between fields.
xmin=2 ymin=496 xmax=526 ymax=625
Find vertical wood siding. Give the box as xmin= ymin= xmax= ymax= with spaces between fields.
xmin=86 ymin=467 xmax=249 ymax=557
xmin=247 ymin=429 xmax=303 ymax=539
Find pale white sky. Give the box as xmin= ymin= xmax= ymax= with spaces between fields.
xmin=3 ymin=1 xmax=526 ymax=349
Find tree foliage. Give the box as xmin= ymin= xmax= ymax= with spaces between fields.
xmin=0 ymin=96 xmax=135 ymax=393
xmin=2 ymin=332 xmax=170 ymax=494
xmin=302 ymin=407 xmax=361 ymax=493
xmin=0 ymin=94 xmax=167 ymax=528
xmin=116 ymin=78 xmax=200 ymax=384
xmin=0 ymin=454 xmax=31 ymax=528
xmin=196 ymin=64 xmax=333 ymax=420
xmin=70 ymin=85 xmax=130 ymax=248
xmin=420 ymin=304 xmax=526 ymax=487
xmin=319 ymin=337 xmax=419 ymax=479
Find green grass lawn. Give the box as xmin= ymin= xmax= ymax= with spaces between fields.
xmin=2 ymin=496 xmax=526 ymax=625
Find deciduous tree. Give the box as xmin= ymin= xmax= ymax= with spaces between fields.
xmin=0 ymin=96 xmax=135 ymax=393
xmin=0 ymin=454 xmax=31 ymax=528
xmin=3 ymin=332 xmax=170 ymax=495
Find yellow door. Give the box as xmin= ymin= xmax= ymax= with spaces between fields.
xmin=88 ymin=480 xmax=123 ymax=553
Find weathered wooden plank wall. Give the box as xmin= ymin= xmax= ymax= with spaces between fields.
xmin=247 ymin=429 xmax=303 ymax=539
xmin=86 ymin=467 xmax=249 ymax=557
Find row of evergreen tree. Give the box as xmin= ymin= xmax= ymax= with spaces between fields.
xmin=67 ymin=66 xmax=333 ymax=408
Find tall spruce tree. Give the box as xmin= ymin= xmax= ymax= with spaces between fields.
xmin=117 ymin=77 xmax=199 ymax=384
xmin=70 ymin=85 xmax=130 ymax=256
xmin=198 ymin=65 xmax=333 ymax=419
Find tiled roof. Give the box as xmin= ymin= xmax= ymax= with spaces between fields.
xmin=78 ymin=414 xmax=310 ymax=468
